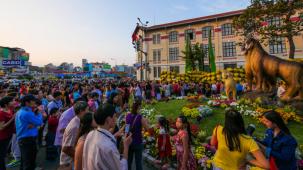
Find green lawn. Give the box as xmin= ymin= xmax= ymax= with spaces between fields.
xmin=144 ymin=99 xmax=303 ymax=144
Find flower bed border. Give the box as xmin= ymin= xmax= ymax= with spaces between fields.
xmin=142 ymin=152 xmax=177 ymax=170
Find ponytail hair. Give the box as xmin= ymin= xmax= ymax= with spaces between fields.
xmin=178 ymin=115 xmax=192 ymax=146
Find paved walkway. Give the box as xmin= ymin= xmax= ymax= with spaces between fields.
xmin=7 ymin=147 xmax=157 ymax=170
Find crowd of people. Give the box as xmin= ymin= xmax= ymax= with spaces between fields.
xmin=0 ymin=78 xmax=298 ymax=170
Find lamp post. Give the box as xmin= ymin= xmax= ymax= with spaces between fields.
xmin=137 ymin=18 xmax=149 ymax=81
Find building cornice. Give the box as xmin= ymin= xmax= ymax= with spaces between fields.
xmin=146 ymin=9 xmax=245 ymax=31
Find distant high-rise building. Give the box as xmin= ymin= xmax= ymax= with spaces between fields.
xmin=82 ymin=59 xmax=88 ymax=68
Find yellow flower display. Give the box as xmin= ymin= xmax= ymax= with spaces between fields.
xmin=182 ymin=107 xmax=199 ymax=118
xmin=255 ymin=107 xmax=301 ymax=124
xmin=194 ymin=146 xmax=206 ymax=159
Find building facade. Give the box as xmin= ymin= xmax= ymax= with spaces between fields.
xmin=132 ymin=9 xmax=303 ymax=80
xmin=82 ymin=59 xmax=112 ymax=75
xmin=0 ymin=46 xmax=31 ymax=75
xmin=114 ymin=65 xmax=136 ymax=75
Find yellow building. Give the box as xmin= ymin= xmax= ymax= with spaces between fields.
xmin=132 ymin=9 xmax=303 ymax=81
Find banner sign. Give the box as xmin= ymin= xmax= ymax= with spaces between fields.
xmin=2 ymin=60 xmax=25 ymax=66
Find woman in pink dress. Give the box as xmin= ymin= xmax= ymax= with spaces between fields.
xmin=174 ymin=115 xmax=197 ymax=170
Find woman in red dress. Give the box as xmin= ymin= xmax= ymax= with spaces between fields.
xmin=157 ymin=117 xmax=172 ymax=169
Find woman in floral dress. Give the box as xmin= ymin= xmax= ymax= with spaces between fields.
xmin=174 ymin=115 xmax=197 ymax=170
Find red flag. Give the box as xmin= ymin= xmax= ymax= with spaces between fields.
xmin=132 ymin=33 xmax=138 ymax=43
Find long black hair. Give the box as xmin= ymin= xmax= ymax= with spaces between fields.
xmin=107 ymin=92 xmax=118 ymax=105
xmin=263 ymin=110 xmax=290 ymax=135
xmin=158 ymin=117 xmax=169 ymax=133
xmin=0 ymin=96 xmax=13 ymax=108
xmin=76 ymin=112 xmax=94 ymax=142
xmin=223 ymin=109 xmax=246 ymax=152
xmin=131 ymin=99 xmax=141 ymax=115
xmin=178 ymin=115 xmax=192 ymax=145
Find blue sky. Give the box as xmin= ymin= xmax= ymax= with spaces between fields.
xmin=0 ymin=0 xmax=250 ymax=67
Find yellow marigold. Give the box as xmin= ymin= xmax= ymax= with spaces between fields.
xmin=195 ymin=153 xmax=203 ymax=160
xmin=206 ymin=160 xmax=213 ymax=168
xmin=172 ymin=149 xmax=176 ymax=156
xmin=144 ymin=132 xmax=150 ymax=137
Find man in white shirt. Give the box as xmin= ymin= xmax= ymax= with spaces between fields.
xmin=83 ymin=104 xmax=132 ymax=170
xmin=59 ymin=101 xmax=88 ymax=168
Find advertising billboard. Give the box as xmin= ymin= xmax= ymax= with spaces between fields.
xmin=2 ymin=60 xmax=25 ymax=66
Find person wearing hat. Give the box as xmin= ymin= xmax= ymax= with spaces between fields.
xmin=15 ymin=95 xmax=43 ymax=170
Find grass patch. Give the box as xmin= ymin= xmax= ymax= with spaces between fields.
xmin=145 ymin=99 xmax=303 ymax=144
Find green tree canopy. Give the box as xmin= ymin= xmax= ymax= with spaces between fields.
xmin=182 ymin=38 xmax=205 ymax=72
xmin=233 ymin=0 xmax=303 ymax=59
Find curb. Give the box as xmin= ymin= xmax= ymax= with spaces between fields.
xmin=142 ymin=152 xmax=177 ymax=170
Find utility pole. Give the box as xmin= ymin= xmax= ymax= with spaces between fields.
xmin=137 ymin=18 xmax=149 ymax=81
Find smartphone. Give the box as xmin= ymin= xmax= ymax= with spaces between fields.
xmin=125 ymin=124 xmax=130 ymax=134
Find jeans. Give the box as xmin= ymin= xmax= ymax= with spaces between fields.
xmin=0 ymin=138 xmax=11 ymax=170
xmin=11 ymin=134 xmax=21 ymax=160
xmin=19 ymin=137 xmax=37 ymax=170
xmin=38 ymin=124 xmax=46 ymax=146
xmin=128 ymin=144 xmax=143 ymax=170
xmin=46 ymin=132 xmax=57 ymax=160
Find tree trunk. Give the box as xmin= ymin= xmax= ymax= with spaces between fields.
xmin=287 ymin=35 xmax=295 ymax=59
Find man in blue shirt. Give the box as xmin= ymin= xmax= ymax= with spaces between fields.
xmin=15 ymin=95 xmax=43 ymax=170
xmin=236 ymin=82 xmax=243 ymax=96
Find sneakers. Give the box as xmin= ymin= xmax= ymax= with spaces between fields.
xmin=6 ymin=159 xmax=21 ymax=168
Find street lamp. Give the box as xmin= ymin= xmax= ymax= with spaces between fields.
xmin=137 ymin=17 xmax=149 ymax=81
